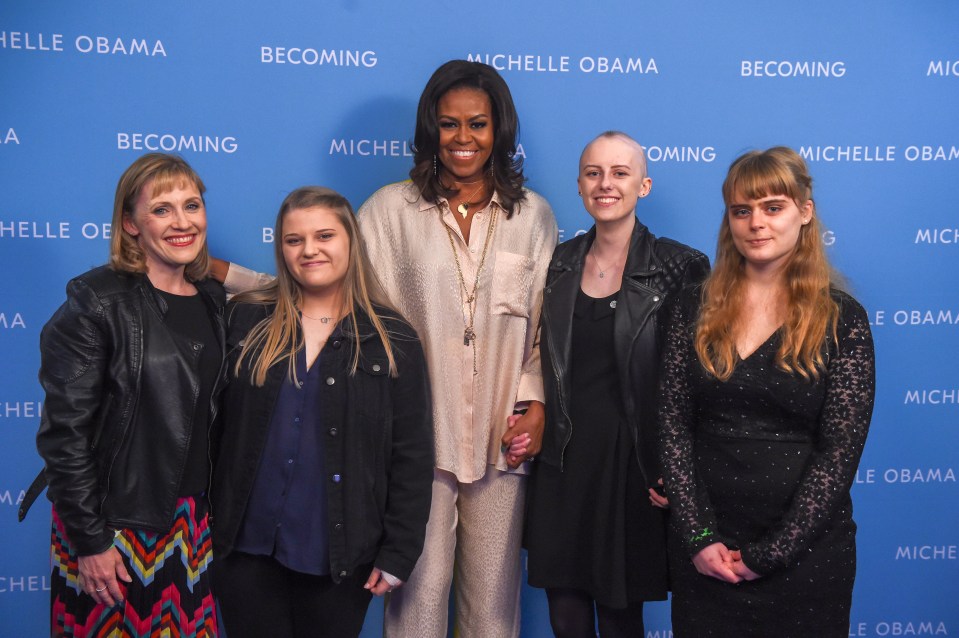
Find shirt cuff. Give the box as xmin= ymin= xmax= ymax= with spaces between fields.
xmin=515 ymin=373 xmax=545 ymax=405
xmin=381 ymin=570 xmax=402 ymax=587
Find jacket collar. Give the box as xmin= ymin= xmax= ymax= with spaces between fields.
xmin=553 ymin=216 xmax=656 ymax=272
xmin=339 ymin=305 xmax=392 ymax=343
xmin=621 ymin=218 xmax=658 ymax=278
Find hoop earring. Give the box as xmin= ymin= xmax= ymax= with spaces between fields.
xmin=433 ymin=155 xmax=437 ymax=177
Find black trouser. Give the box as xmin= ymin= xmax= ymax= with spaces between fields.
xmin=546 ymin=587 xmax=646 ymax=638
xmin=216 ymin=551 xmax=373 ymax=638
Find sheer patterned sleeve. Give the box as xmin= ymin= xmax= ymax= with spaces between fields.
xmin=740 ymin=295 xmax=875 ymax=575
xmin=658 ymin=289 xmax=723 ymax=557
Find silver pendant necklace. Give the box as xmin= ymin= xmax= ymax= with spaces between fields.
xmin=590 ymin=250 xmax=623 ymax=279
xmin=301 ymin=311 xmax=334 ymax=324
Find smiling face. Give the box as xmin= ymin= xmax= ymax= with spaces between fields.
xmin=121 ymin=178 xmax=207 ymax=279
xmin=577 ymin=135 xmax=652 ymax=225
xmin=727 ymin=192 xmax=813 ymax=275
xmin=281 ymin=206 xmax=350 ymax=296
xmin=436 ymin=87 xmax=494 ymax=183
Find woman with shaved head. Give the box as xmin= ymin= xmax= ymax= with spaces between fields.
xmin=516 ymin=132 xmax=709 ymax=637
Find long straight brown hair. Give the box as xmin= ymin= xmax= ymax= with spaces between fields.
xmin=695 ymin=147 xmax=839 ymax=381
xmin=233 ymin=187 xmax=398 ymax=386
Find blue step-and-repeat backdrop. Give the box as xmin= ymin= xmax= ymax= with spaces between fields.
xmin=2 ymin=2 xmax=957 ymax=636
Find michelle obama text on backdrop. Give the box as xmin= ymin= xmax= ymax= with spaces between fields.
xmin=2 ymin=1 xmax=957 ymax=636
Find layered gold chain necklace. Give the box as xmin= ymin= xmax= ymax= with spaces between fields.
xmin=443 ymin=203 xmax=499 ymax=374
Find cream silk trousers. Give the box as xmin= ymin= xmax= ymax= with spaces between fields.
xmin=383 ymin=467 xmax=526 ymax=638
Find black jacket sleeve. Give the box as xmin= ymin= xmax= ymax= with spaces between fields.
xmin=373 ymin=325 xmax=435 ymax=581
xmin=36 ymin=278 xmax=116 ymax=555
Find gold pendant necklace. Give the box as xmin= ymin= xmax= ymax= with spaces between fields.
xmin=455 ymin=180 xmax=487 ymax=218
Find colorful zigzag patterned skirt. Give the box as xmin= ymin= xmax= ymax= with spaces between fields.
xmin=50 ymin=497 xmax=218 ymax=638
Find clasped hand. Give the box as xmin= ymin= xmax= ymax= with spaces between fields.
xmin=501 ymin=401 xmax=545 ymax=468
xmin=692 ymin=543 xmax=761 ymax=584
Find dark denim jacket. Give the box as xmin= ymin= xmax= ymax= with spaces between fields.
xmin=212 ymin=301 xmax=434 ymax=582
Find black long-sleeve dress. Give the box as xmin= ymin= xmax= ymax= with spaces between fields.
xmin=658 ymin=287 xmax=875 ymax=638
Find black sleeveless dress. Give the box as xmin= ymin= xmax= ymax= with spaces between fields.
xmin=525 ymin=289 xmax=668 ymax=608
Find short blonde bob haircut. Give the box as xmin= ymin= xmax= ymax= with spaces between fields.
xmin=109 ymin=153 xmax=209 ymax=280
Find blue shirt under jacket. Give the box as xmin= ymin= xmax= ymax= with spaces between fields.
xmin=234 ymin=335 xmax=340 ymax=576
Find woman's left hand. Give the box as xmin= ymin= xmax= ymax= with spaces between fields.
xmin=729 ymin=550 xmax=762 ymax=581
xmin=364 ymin=567 xmax=402 ymax=596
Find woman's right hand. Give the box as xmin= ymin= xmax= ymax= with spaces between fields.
xmin=78 ymin=546 xmax=132 ymax=607
xmin=692 ymin=542 xmax=743 ymax=584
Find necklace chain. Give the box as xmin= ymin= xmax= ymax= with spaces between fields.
xmin=443 ymin=204 xmax=499 ymax=374
xmin=589 ymin=242 xmax=629 ymax=279
xmin=300 ymin=310 xmax=335 ymax=324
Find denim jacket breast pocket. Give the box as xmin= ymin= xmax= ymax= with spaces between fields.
xmin=490 ymin=251 xmax=535 ymax=318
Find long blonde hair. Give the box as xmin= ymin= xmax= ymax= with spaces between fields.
xmin=109 ymin=153 xmax=210 ymax=280
xmin=233 ymin=186 xmax=398 ymax=386
xmin=695 ymin=147 xmax=839 ymax=381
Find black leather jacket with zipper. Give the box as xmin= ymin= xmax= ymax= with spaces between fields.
xmin=24 ymin=266 xmax=226 ymax=556
xmin=538 ymin=219 xmax=709 ymax=485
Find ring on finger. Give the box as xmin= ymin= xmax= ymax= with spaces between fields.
xmin=95 ymin=586 xmax=107 ymax=592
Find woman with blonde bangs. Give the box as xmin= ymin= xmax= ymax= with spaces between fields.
xmin=26 ymin=153 xmax=224 ymax=637
xmin=211 ymin=187 xmax=433 ymax=638
xmin=658 ymin=147 xmax=875 ymax=637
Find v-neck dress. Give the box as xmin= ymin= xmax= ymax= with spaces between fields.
xmin=524 ymin=289 xmax=669 ymax=608
xmin=658 ymin=287 xmax=875 ymax=637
